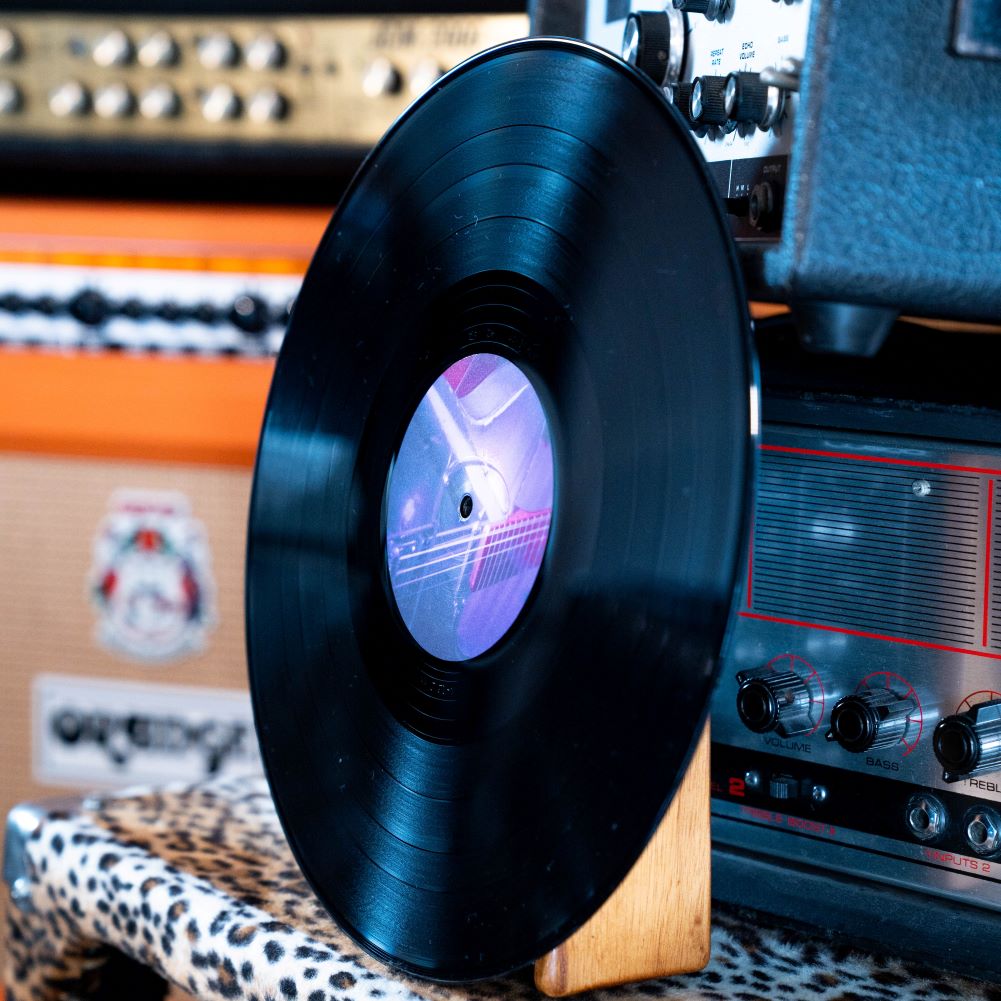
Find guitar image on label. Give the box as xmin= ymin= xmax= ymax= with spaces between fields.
xmin=386 ymin=353 xmax=554 ymax=662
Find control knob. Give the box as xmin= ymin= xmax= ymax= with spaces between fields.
xmin=409 ymin=58 xmax=444 ymax=97
xmin=49 ymin=81 xmax=90 ymax=118
xmin=724 ymin=71 xmax=787 ymax=129
xmin=827 ymin=689 xmax=914 ymax=753
xmin=672 ymin=0 xmax=729 ymax=22
xmin=229 ymin=294 xmax=270 ymax=334
xmin=0 ymin=26 xmax=22 ymax=64
xmin=671 ymin=81 xmax=695 ymax=124
xmin=197 ymin=32 xmax=239 ymax=70
xmin=736 ymin=670 xmax=813 ymax=737
xmin=69 ymin=290 xmax=110 ymax=327
xmin=621 ymin=10 xmax=685 ymax=88
xmin=92 ymin=29 xmax=133 ymax=68
xmin=139 ymin=84 xmax=180 ymax=120
xmin=691 ymin=75 xmax=729 ymax=126
xmin=0 ymin=79 xmax=22 ymax=115
xmin=245 ymin=32 xmax=286 ymax=71
xmin=361 ymin=57 xmax=402 ymax=98
xmin=201 ymin=84 xmax=241 ymax=122
xmin=934 ymin=699 xmax=1001 ymax=783
xmin=94 ymin=83 xmax=134 ymax=120
xmin=137 ymin=30 xmax=179 ymax=69
xmin=247 ymin=87 xmax=288 ymax=123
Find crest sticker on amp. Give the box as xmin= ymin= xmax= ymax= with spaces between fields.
xmin=88 ymin=489 xmax=216 ymax=663
xmin=33 ymin=674 xmax=261 ymax=788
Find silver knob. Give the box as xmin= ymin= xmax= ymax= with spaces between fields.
xmin=93 ymin=82 xmax=134 ymax=119
xmin=49 ymin=80 xmax=90 ymax=118
xmin=137 ymin=30 xmax=179 ymax=68
xmin=139 ymin=83 xmax=180 ymax=120
xmin=361 ymin=57 xmax=401 ymax=98
xmin=247 ymin=87 xmax=288 ymax=123
xmin=0 ymin=79 xmax=22 ymax=115
xmin=409 ymin=57 xmax=443 ymax=96
xmin=197 ymin=31 xmax=238 ymax=70
xmin=245 ymin=32 xmax=285 ymax=71
xmin=92 ymin=28 xmax=133 ymax=68
xmin=0 ymin=26 xmax=22 ymax=64
xmin=201 ymin=83 xmax=241 ymax=122
xmin=905 ymin=793 xmax=946 ymax=841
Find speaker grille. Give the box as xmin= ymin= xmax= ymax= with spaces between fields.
xmin=751 ymin=451 xmax=981 ymax=646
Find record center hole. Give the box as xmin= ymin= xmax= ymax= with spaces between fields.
xmin=458 ymin=494 xmax=473 ymax=520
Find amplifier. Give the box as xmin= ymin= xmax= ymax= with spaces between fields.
xmin=710 ymin=318 xmax=1001 ymax=978
xmin=0 ymin=198 xmax=329 ymax=355
xmin=0 ymin=2 xmax=527 ymax=198
xmin=580 ymin=0 xmax=1001 ymax=342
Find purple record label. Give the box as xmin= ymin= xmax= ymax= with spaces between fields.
xmin=386 ymin=353 xmax=554 ymax=661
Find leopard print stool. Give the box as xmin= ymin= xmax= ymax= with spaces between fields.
xmin=4 ymin=777 xmax=1000 ymax=1001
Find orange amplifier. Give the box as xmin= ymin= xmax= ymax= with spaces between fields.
xmin=0 ymin=199 xmax=331 ymax=826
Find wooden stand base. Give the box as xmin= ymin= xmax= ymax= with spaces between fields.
xmin=534 ymin=724 xmax=711 ymax=997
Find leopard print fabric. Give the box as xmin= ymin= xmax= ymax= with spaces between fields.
xmin=5 ymin=777 xmax=1001 ymax=1001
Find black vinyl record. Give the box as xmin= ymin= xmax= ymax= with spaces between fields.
xmin=247 ymin=37 xmax=753 ymax=982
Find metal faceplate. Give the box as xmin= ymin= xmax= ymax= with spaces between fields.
xmin=0 ymin=12 xmax=528 ymax=148
xmin=585 ymin=0 xmax=811 ymax=235
xmin=711 ymin=423 xmax=1001 ymax=911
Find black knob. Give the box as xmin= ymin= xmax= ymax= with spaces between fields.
xmin=672 ymin=0 xmax=728 ymax=20
xmin=69 ymin=289 xmax=110 ymax=327
xmin=725 ymin=71 xmax=787 ymax=129
xmin=159 ymin=301 xmax=192 ymax=323
xmin=736 ymin=670 xmax=813 ymax=737
xmin=229 ymin=293 xmax=270 ymax=334
xmin=749 ymin=181 xmax=781 ymax=231
xmin=827 ymin=690 xmax=914 ymax=753
xmin=691 ymin=75 xmax=729 ymax=125
xmin=120 ymin=297 xmax=149 ymax=319
xmin=31 ymin=295 xmax=61 ymax=316
xmin=671 ymin=81 xmax=695 ymax=124
xmin=622 ymin=12 xmax=674 ymax=87
xmin=724 ymin=72 xmax=768 ymax=124
xmin=193 ymin=301 xmax=221 ymax=325
xmin=934 ymin=699 xmax=1001 ymax=783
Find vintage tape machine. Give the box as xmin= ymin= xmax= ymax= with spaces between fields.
xmin=582 ymin=0 xmax=1001 ymax=349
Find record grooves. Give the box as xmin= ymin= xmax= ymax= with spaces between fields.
xmin=247 ymin=37 xmax=753 ymax=981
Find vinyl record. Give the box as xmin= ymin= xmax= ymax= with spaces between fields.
xmin=247 ymin=37 xmax=753 ymax=981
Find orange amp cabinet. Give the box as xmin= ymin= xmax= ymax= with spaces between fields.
xmin=0 ymin=199 xmax=330 ymax=823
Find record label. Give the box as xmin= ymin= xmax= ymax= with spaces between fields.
xmin=385 ymin=352 xmax=554 ymax=662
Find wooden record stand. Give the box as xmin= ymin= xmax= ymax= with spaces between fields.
xmin=534 ymin=724 xmax=711 ymax=996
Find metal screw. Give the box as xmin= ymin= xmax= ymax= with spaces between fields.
xmin=912 ymin=479 xmax=932 ymax=497
xmin=743 ymin=769 xmax=762 ymax=791
xmin=810 ymin=783 xmax=828 ymax=805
